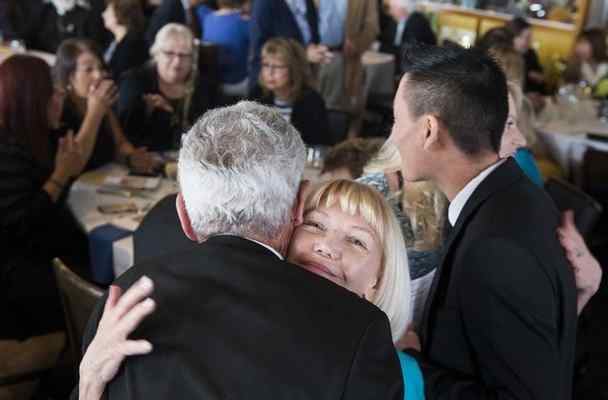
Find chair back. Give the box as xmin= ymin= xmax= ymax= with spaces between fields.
xmin=544 ymin=178 xmax=603 ymax=238
xmin=52 ymin=258 xmax=103 ymax=363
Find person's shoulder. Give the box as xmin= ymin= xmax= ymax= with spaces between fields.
xmin=122 ymin=62 xmax=155 ymax=84
xmin=298 ymin=86 xmax=325 ymax=104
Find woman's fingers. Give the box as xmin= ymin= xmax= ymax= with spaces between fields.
xmin=117 ymin=298 xmax=155 ymax=337
xmin=118 ymin=340 xmax=153 ymax=357
xmin=113 ymin=276 xmax=154 ymax=321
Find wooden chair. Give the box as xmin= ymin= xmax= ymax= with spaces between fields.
xmin=52 ymin=258 xmax=103 ymax=366
xmin=544 ymin=178 xmax=603 ymax=239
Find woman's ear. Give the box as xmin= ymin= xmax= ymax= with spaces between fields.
xmin=362 ymin=277 xmax=379 ymax=302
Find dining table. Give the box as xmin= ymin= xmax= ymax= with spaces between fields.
xmin=536 ymin=99 xmax=608 ymax=184
xmin=68 ymin=162 xmax=324 ymax=283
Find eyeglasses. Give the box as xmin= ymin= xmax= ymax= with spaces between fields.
xmin=262 ymin=63 xmax=288 ymax=72
xmin=161 ymin=50 xmax=193 ymax=60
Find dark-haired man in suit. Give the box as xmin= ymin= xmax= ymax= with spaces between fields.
xmin=393 ymin=44 xmax=577 ymax=399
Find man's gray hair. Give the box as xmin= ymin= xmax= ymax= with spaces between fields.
xmin=178 ymin=101 xmax=306 ymax=241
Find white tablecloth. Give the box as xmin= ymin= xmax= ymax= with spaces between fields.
xmin=68 ymin=164 xmax=178 ymax=277
xmin=537 ymin=119 xmax=608 ymax=184
xmin=362 ymin=51 xmax=395 ymax=97
xmin=69 ymin=164 xmax=321 ymax=277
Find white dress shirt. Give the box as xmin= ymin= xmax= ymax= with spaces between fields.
xmin=448 ymin=160 xmax=505 ymax=226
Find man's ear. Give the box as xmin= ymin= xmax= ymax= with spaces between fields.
xmin=292 ymin=180 xmax=310 ymax=227
xmin=176 ymin=193 xmax=198 ymax=242
xmin=422 ymin=114 xmax=441 ymax=151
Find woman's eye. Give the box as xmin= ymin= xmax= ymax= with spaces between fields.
xmin=304 ymin=220 xmax=324 ymax=230
xmin=347 ymin=236 xmax=367 ymax=250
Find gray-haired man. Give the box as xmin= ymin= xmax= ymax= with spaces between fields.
xmin=77 ymin=102 xmax=403 ymax=400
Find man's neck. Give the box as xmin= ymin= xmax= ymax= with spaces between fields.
xmin=433 ymin=152 xmax=499 ymax=201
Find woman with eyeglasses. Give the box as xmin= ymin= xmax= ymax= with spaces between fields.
xmin=53 ymin=38 xmax=160 ymax=174
xmin=252 ymin=38 xmax=330 ymax=146
xmin=117 ymin=23 xmax=213 ymax=152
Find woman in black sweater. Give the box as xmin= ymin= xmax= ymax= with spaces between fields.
xmin=0 ymin=55 xmax=88 ymax=339
xmin=102 ymin=0 xmax=148 ymax=81
xmin=252 ymin=38 xmax=330 ymax=146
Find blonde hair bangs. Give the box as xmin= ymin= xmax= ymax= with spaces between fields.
xmin=304 ymin=179 xmax=411 ymax=342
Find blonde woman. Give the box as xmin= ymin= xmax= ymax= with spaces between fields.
xmin=118 ymin=23 xmax=213 ymax=151
xmin=77 ymin=180 xmax=425 ymax=400
xmin=252 ymin=38 xmax=330 ymax=145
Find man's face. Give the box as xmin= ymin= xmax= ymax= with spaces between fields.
xmin=390 ymin=77 xmax=428 ymax=182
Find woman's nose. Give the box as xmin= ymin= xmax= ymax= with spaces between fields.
xmin=313 ymin=235 xmax=341 ymax=260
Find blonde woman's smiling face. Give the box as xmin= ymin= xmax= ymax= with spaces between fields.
xmin=287 ymin=205 xmax=382 ymax=300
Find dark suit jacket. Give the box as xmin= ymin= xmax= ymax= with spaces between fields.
xmin=80 ymin=236 xmax=404 ymax=399
xmin=106 ymin=31 xmax=148 ymax=81
xmin=145 ymin=0 xmax=201 ymax=46
xmin=249 ymin=0 xmax=319 ymax=92
xmin=133 ymin=194 xmax=196 ymax=264
xmin=410 ymin=159 xmax=577 ymax=399
xmin=379 ymin=12 xmax=436 ymax=74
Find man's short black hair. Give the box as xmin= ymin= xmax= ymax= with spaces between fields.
xmin=401 ymin=44 xmax=508 ymax=156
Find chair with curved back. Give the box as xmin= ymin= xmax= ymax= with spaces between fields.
xmin=52 ymin=258 xmax=103 ymax=365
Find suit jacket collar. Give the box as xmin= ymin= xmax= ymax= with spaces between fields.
xmin=205 ymin=235 xmax=285 ymax=261
xmin=419 ymin=158 xmax=524 ymax=344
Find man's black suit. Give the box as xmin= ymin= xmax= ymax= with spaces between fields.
xmin=379 ymin=12 xmax=436 ymax=74
xmin=82 ymin=236 xmax=404 ymax=399
xmin=413 ymin=159 xmax=577 ymax=399
xmin=145 ymin=0 xmax=201 ymax=46
xmin=248 ymin=0 xmax=319 ymax=93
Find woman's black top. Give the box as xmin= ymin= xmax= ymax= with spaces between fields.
xmin=253 ymin=86 xmax=331 ymax=146
xmin=106 ymin=31 xmax=148 ymax=81
xmin=0 ymin=137 xmax=88 ymax=339
xmin=118 ymin=62 xmax=213 ymax=151
xmin=53 ymin=97 xmax=116 ymax=172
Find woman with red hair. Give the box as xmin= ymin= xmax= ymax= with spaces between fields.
xmin=0 ymin=55 xmax=89 ymax=340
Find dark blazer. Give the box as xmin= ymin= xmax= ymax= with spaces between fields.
xmin=145 ymin=0 xmax=201 ymax=46
xmin=379 ymin=12 xmax=436 ymax=74
xmin=80 ymin=236 xmax=404 ymax=399
xmin=249 ymin=0 xmax=319 ymax=92
xmin=106 ymin=31 xmax=148 ymax=81
xmin=254 ymin=86 xmax=331 ymax=146
xmin=118 ymin=62 xmax=212 ymax=151
xmin=410 ymin=159 xmax=577 ymax=399
xmin=133 ymin=194 xmax=196 ymax=264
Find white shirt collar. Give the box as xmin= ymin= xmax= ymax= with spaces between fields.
xmin=214 ymin=234 xmax=284 ymax=260
xmin=245 ymin=238 xmax=284 ymax=260
xmin=181 ymin=0 xmax=191 ymax=10
xmin=448 ymin=160 xmax=505 ymax=226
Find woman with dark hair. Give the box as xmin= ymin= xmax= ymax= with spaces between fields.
xmin=0 ymin=55 xmax=89 ymax=339
xmin=53 ymin=38 xmax=160 ymax=173
xmin=563 ymin=28 xmax=608 ymax=86
xmin=506 ymin=17 xmax=546 ymax=93
xmin=252 ymin=38 xmax=330 ymax=145
xmin=102 ymin=0 xmax=148 ymax=80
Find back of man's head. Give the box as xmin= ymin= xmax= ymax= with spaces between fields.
xmin=401 ymin=44 xmax=508 ymax=156
xmin=178 ymin=101 xmax=306 ymax=241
